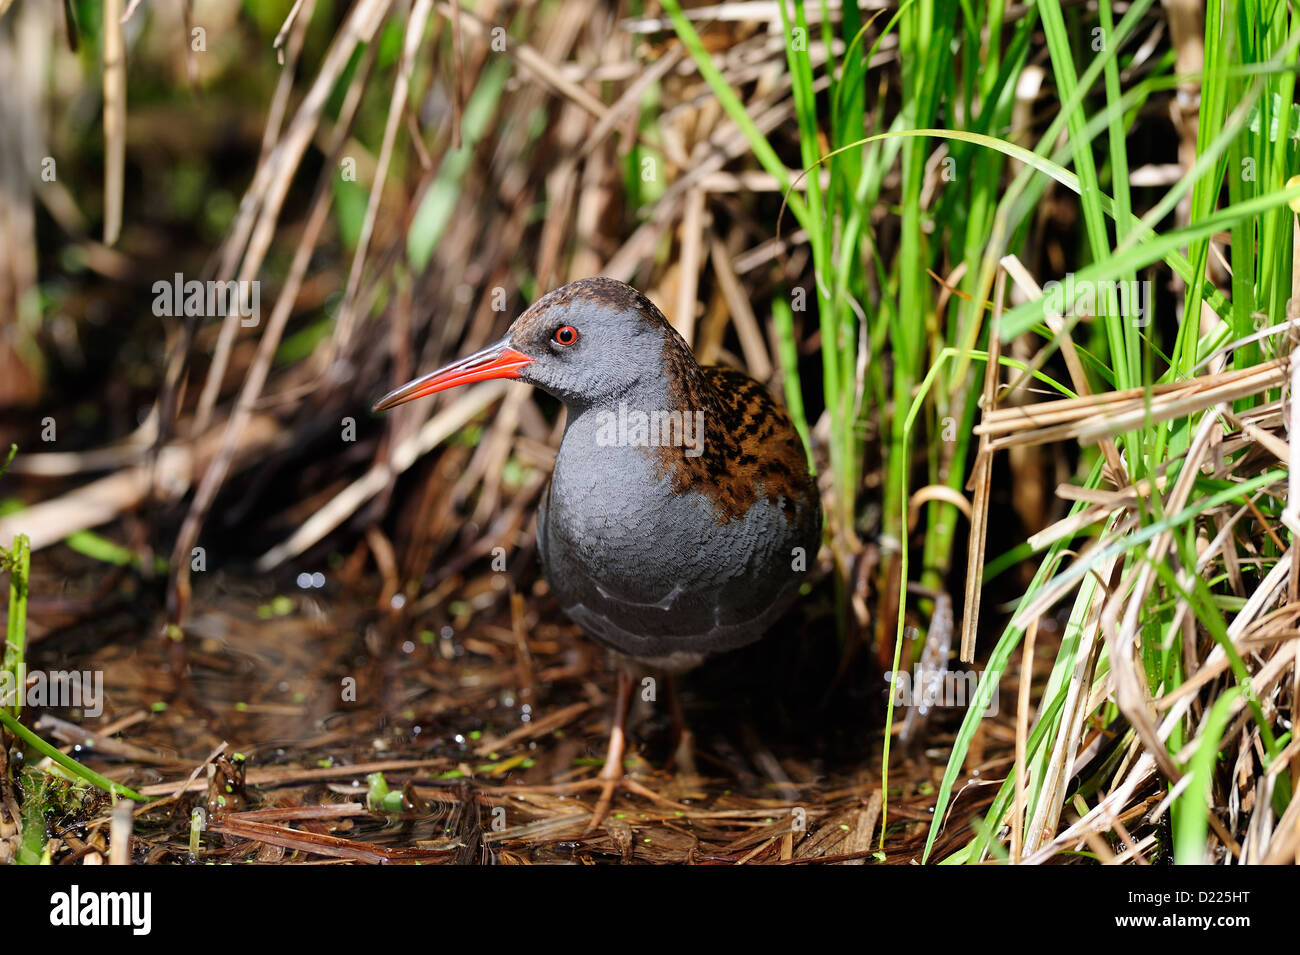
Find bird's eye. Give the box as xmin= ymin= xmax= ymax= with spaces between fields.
xmin=553 ymin=325 xmax=579 ymax=346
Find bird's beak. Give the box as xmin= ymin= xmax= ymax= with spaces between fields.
xmin=372 ymin=338 xmax=533 ymax=411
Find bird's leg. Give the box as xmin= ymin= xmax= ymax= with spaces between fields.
xmin=587 ymin=667 xmax=634 ymax=832
xmin=663 ymin=673 xmax=696 ymax=777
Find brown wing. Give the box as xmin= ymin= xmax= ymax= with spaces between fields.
xmin=648 ymin=364 xmax=816 ymax=525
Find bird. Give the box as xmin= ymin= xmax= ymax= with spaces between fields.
xmin=374 ymin=277 xmax=821 ymax=828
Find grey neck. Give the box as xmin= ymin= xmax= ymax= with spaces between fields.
xmin=560 ymin=372 xmax=678 ymax=436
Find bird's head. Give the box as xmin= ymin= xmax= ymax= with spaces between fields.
xmin=373 ymin=277 xmax=686 ymax=412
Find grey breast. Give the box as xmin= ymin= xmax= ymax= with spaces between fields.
xmin=536 ymin=409 xmax=816 ymax=667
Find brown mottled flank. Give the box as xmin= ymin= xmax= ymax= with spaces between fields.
xmin=663 ymin=359 xmax=815 ymax=524
xmin=645 ymin=293 xmax=814 ymax=525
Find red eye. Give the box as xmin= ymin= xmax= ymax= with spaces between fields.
xmin=553 ymin=325 xmax=578 ymax=346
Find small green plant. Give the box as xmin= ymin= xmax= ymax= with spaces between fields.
xmin=0 ymin=445 xmax=145 ymax=865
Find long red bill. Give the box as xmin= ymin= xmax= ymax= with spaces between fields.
xmin=372 ymin=340 xmax=532 ymax=411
